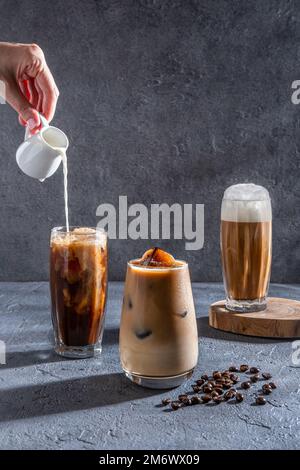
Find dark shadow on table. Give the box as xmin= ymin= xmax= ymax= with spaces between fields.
xmin=0 ymin=372 xmax=160 ymax=422
xmin=3 ymin=348 xmax=66 ymax=370
xmin=102 ymin=327 xmax=119 ymax=346
xmin=197 ymin=316 xmax=291 ymax=344
xmin=3 ymin=327 xmax=120 ymax=370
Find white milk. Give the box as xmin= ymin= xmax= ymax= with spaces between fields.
xmin=43 ymin=129 xmax=70 ymax=231
xmin=61 ymin=150 xmax=69 ymax=232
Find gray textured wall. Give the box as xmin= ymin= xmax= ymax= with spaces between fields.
xmin=0 ymin=0 xmax=299 ymax=282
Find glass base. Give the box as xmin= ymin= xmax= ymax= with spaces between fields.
xmin=54 ymin=343 xmax=102 ymax=358
xmin=123 ymin=368 xmax=194 ymax=389
xmin=226 ymin=298 xmax=267 ymax=313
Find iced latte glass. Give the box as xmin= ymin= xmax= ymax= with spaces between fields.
xmin=120 ymin=248 xmax=198 ymax=389
xmin=221 ymin=184 xmax=272 ymax=312
xmin=50 ymin=227 xmax=107 ymax=358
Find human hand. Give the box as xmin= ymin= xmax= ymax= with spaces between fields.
xmin=0 ymin=42 xmax=59 ymax=132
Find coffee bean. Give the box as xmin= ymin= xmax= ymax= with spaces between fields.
xmin=203 ymin=384 xmax=213 ymax=393
xmin=223 ymin=380 xmax=233 ymax=389
xmin=161 ymin=363 xmax=275 ymax=412
xmin=262 ymin=372 xmax=272 ymax=380
xmin=222 ymin=375 xmax=231 ymax=381
xmin=213 ymin=396 xmax=223 ymax=404
xmin=191 ymin=396 xmax=202 ymax=405
xmin=178 ymin=394 xmax=188 ymax=402
xmin=215 ymin=383 xmax=225 ymax=390
xmin=241 ymin=381 xmax=251 ymax=390
xmin=165 ymin=364 xmax=275 ymax=412
xmin=213 ymin=371 xmax=222 ymax=380
xmin=182 ymin=398 xmax=192 ymax=406
xmin=236 ymin=393 xmax=244 ymax=403
xmin=262 ymin=383 xmax=272 ymax=390
xmin=196 ymin=379 xmax=205 ymax=386
xmin=222 ymin=371 xmax=231 ymax=378
xmin=161 ymin=398 xmax=171 ymax=406
xmin=216 ymin=377 xmax=226 ymax=384
xmin=224 ymin=389 xmax=236 ymax=400
xmin=256 ymin=396 xmax=266 ymax=405
xmin=230 ymin=373 xmax=239 ymax=382
xmin=201 ymin=394 xmax=212 ymax=403
xmin=262 ymin=384 xmax=272 ymax=395
xmin=215 ymin=377 xmax=224 ymax=385
xmin=171 ymin=401 xmax=182 ymax=410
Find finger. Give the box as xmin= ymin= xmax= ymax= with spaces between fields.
xmin=34 ymin=79 xmax=44 ymax=114
xmin=36 ymin=63 xmax=59 ymax=122
xmin=18 ymin=79 xmax=31 ymax=101
xmin=26 ymin=80 xmax=41 ymax=134
xmin=18 ymin=79 xmax=39 ymax=129
xmin=27 ymin=78 xmax=39 ymax=109
xmin=18 ymin=115 xmax=27 ymax=126
xmin=17 ymin=81 xmax=30 ymax=127
xmin=18 ymin=116 xmax=39 ymax=134
xmin=5 ymin=78 xmax=40 ymax=130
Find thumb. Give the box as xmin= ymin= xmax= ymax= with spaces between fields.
xmin=4 ymin=78 xmax=40 ymax=130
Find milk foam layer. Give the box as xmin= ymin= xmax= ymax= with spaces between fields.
xmin=51 ymin=227 xmax=107 ymax=247
xmin=221 ymin=184 xmax=272 ymax=222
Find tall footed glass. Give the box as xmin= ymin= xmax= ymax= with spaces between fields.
xmin=120 ymin=251 xmax=198 ymax=389
xmin=50 ymin=227 xmax=107 ymax=358
xmin=221 ymin=184 xmax=272 ymax=313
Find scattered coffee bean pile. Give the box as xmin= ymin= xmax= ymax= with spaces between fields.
xmin=161 ymin=364 xmax=277 ymax=411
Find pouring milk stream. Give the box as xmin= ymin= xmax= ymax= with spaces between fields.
xmin=16 ymin=114 xmax=70 ymax=231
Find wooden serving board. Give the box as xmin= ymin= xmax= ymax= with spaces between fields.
xmin=209 ymin=297 xmax=300 ymax=338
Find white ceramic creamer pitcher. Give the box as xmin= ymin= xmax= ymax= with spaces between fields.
xmin=16 ymin=114 xmax=69 ymax=181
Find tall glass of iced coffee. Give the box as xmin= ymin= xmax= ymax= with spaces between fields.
xmin=50 ymin=227 xmax=107 ymax=358
xmin=120 ymin=248 xmax=198 ymax=389
xmin=221 ymin=184 xmax=272 ymax=312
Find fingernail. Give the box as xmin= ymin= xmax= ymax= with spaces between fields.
xmin=28 ymin=118 xmax=36 ymax=130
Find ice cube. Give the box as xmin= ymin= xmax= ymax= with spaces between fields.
xmin=134 ymin=329 xmax=152 ymax=339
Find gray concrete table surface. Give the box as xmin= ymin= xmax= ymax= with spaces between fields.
xmin=0 ymin=282 xmax=299 ymax=450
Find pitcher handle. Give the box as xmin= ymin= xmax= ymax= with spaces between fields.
xmin=24 ymin=113 xmax=49 ymax=140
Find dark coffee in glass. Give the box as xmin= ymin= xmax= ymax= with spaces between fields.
xmin=50 ymin=226 xmax=107 ymax=358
